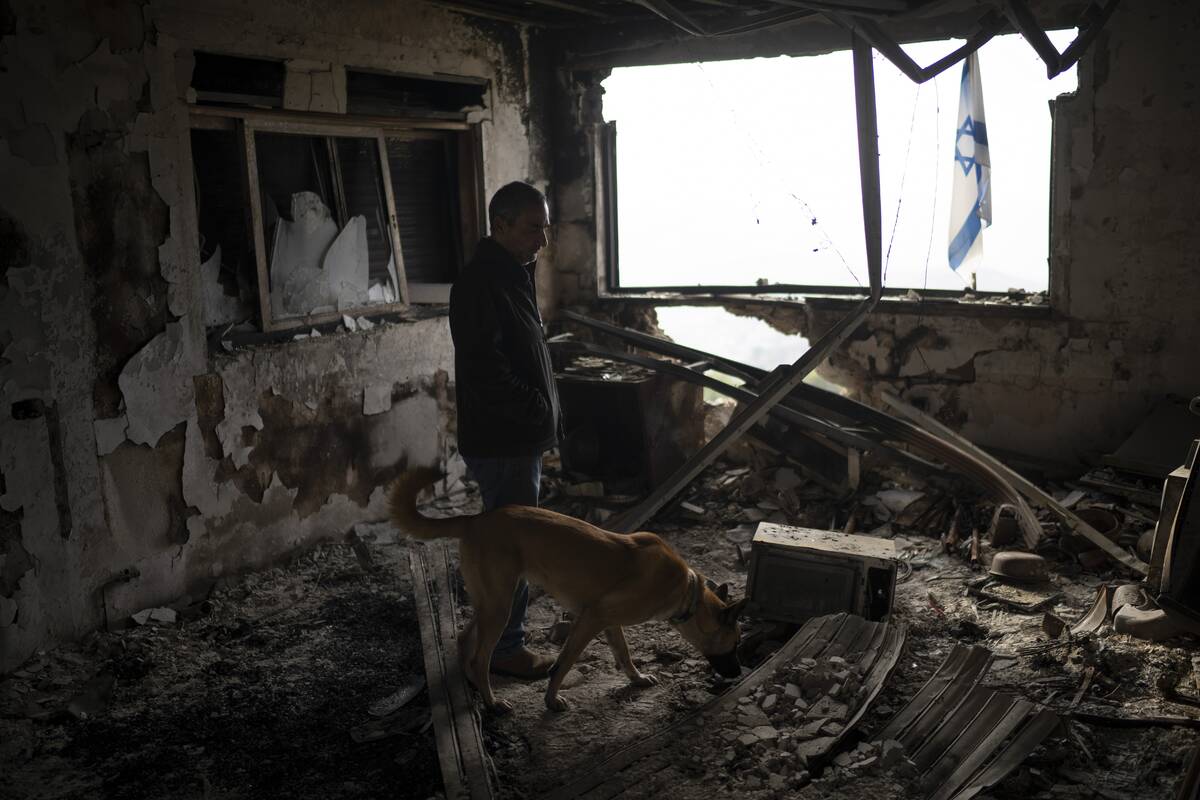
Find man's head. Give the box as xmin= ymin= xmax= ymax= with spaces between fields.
xmin=489 ymin=181 xmax=549 ymax=266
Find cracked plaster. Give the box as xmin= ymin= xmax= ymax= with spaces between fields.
xmin=1 ymin=0 xmax=545 ymax=671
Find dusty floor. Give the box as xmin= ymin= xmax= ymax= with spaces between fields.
xmin=1 ymin=452 xmax=1198 ymax=800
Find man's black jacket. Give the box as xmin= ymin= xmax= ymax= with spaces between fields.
xmin=449 ymin=238 xmax=561 ymax=458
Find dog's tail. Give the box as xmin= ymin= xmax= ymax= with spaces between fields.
xmin=388 ymin=467 xmax=470 ymax=541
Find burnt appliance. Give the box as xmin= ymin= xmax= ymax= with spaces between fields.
xmin=746 ymin=522 xmax=897 ymax=623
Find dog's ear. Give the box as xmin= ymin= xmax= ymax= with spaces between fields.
xmin=703 ymin=577 xmax=730 ymax=602
xmin=720 ymin=598 xmax=749 ymax=625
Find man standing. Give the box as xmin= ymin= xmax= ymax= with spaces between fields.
xmin=449 ymin=181 xmax=561 ymax=679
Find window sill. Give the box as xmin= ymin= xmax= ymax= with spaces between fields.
xmin=593 ymin=289 xmax=1056 ymax=319
xmin=207 ymin=304 xmax=450 ymax=352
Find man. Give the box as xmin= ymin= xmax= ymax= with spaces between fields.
xmin=448 ymin=181 xmax=561 ymax=680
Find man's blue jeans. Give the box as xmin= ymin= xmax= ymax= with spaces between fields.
xmin=461 ymin=454 xmax=542 ymax=659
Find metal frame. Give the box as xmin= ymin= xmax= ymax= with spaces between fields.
xmin=606 ymin=32 xmax=884 ymax=534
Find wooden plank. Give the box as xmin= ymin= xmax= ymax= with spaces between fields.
xmin=881 ymin=391 xmax=1148 ymax=574
xmin=409 ymin=543 xmax=494 ymax=800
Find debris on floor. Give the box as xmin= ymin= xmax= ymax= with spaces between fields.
xmin=4 ymin=432 xmax=1198 ymax=800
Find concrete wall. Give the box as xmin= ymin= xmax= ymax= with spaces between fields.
xmin=808 ymin=0 xmax=1200 ymax=463
xmin=549 ymin=0 xmax=1200 ymax=466
xmin=0 ymin=0 xmax=548 ymax=671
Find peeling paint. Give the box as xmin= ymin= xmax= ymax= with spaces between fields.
xmin=1 ymin=0 xmax=543 ymax=672
xmin=118 ymin=320 xmax=204 ymax=446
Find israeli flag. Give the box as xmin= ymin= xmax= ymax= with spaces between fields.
xmin=948 ymin=52 xmax=990 ymax=272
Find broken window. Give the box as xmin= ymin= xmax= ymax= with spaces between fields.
xmin=600 ymin=31 xmax=1077 ymax=298
xmin=188 ymin=108 xmax=483 ymax=331
xmin=251 ymin=129 xmax=397 ymax=320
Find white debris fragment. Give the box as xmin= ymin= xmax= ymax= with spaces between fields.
xmin=363 ymin=383 xmax=393 ymax=416
xmin=119 ymin=322 xmax=203 ymax=447
xmin=269 ymin=191 xmax=339 ymax=319
xmin=342 ymin=314 xmax=358 ymax=332
xmin=356 ymin=316 xmax=375 ymax=331
xmin=323 ymin=215 xmax=369 ymax=309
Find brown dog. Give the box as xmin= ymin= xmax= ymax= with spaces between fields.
xmin=390 ymin=468 xmax=746 ymax=713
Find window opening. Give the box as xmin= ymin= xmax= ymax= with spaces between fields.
xmin=346 ymin=69 xmax=487 ymax=118
xmin=192 ymin=52 xmax=285 ymax=108
xmin=601 ymin=31 xmax=1077 ymax=296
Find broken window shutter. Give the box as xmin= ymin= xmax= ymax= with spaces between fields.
xmin=386 ymin=136 xmax=460 ymax=284
xmin=334 ymin=137 xmax=394 ymax=285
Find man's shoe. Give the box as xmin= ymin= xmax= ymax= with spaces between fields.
xmin=490 ymin=647 xmax=554 ymax=680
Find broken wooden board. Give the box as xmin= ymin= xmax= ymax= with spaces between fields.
xmin=540 ymin=612 xmax=905 ymax=800
xmin=878 ymin=643 xmax=1060 ymax=800
xmin=880 ymin=390 xmax=1148 ymax=575
xmin=409 ymin=541 xmax=494 ymax=800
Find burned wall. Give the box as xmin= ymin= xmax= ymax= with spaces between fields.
xmin=0 ymin=0 xmax=548 ymax=671
xmin=550 ymin=0 xmax=1199 ymax=466
xmin=802 ymin=0 xmax=1200 ymax=463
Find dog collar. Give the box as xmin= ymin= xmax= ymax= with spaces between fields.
xmin=668 ymin=570 xmax=702 ymax=624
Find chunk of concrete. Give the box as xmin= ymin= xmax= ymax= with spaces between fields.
xmin=1113 ymin=605 xmax=1195 ymax=641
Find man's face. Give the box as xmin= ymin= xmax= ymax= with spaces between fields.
xmin=492 ymin=202 xmax=550 ymax=266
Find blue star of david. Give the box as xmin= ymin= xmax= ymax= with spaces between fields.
xmin=955 ymin=116 xmax=989 ymax=178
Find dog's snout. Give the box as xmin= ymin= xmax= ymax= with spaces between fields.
xmin=706 ymin=651 xmax=742 ymax=679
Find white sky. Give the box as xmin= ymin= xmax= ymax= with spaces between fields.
xmin=603 ymin=31 xmax=1078 ymax=293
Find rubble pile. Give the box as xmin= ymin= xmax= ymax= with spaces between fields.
xmin=703 ymin=653 xmax=883 ymax=792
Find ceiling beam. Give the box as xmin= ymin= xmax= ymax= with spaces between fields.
xmin=516 ymin=0 xmax=616 ymax=18
xmin=763 ymin=0 xmax=911 ymax=14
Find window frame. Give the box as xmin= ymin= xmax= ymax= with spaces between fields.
xmin=188 ymin=105 xmax=484 ymax=333
xmin=596 ymin=79 xmax=1061 ymax=306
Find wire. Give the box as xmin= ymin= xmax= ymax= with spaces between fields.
xmin=884 ymin=79 xmax=922 ymax=284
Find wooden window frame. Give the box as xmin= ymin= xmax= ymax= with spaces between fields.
xmin=188 ymin=105 xmax=484 ymax=332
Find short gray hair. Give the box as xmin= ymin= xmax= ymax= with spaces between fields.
xmin=488 ymin=181 xmax=546 ymax=227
